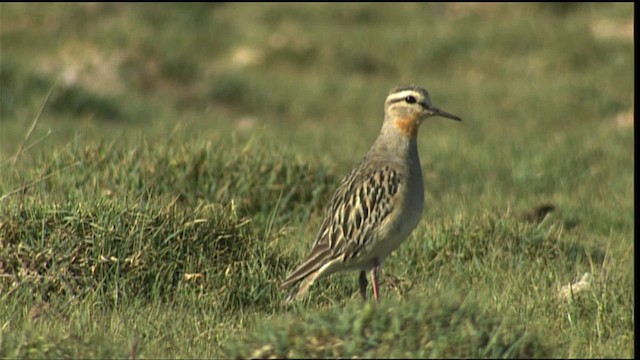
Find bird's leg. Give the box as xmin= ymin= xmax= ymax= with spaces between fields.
xmin=358 ymin=271 xmax=368 ymax=302
xmin=371 ymin=259 xmax=380 ymax=303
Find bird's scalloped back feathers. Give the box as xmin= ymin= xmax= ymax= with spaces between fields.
xmin=281 ymin=161 xmax=403 ymax=292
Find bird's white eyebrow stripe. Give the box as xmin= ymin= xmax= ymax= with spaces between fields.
xmin=385 ymin=90 xmax=420 ymax=103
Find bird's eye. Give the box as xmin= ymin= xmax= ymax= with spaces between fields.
xmin=405 ymin=96 xmax=417 ymax=104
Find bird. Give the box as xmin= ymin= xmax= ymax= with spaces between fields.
xmin=281 ymin=85 xmax=461 ymax=303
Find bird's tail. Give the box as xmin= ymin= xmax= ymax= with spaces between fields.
xmin=282 ymin=246 xmax=336 ymax=303
xmin=282 ymin=271 xmax=321 ymax=304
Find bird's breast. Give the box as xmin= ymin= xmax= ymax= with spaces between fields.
xmin=367 ymin=167 xmax=424 ymax=264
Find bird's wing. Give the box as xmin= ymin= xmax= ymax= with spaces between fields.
xmin=282 ymin=163 xmax=402 ymax=288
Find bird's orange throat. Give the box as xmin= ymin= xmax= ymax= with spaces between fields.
xmin=393 ymin=115 xmax=421 ymax=139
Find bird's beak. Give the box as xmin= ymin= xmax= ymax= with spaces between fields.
xmin=428 ymin=106 xmax=462 ymax=122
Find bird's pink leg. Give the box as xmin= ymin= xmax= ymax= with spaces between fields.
xmin=371 ymin=259 xmax=380 ymax=302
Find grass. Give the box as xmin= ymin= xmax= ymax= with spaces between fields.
xmin=0 ymin=3 xmax=634 ymax=358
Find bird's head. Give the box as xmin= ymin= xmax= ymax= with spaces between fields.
xmin=384 ymin=85 xmax=461 ymax=138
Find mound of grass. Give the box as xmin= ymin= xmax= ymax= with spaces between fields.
xmin=0 ymin=197 xmax=264 ymax=306
xmin=225 ymin=291 xmax=550 ymax=358
xmin=0 ymin=330 xmax=131 ymax=359
xmin=0 ymin=138 xmax=344 ymax=313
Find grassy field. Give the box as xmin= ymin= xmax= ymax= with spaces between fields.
xmin=0 ymin=3 xmax=634 ymax=358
